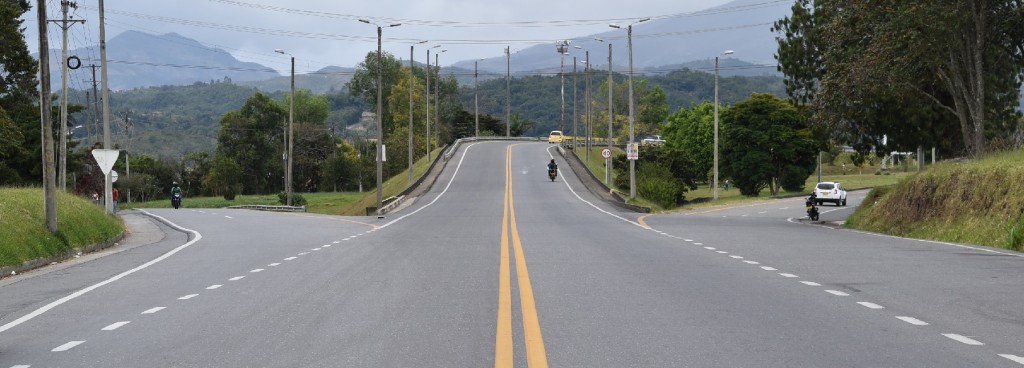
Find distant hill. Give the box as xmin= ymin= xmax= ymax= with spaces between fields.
xmin=40 ymin=30 xmax=280 ymax=90
xmin=238 ymin=66 xmax=357 ymax=94
xmin=457 ymin=0 xmax=789 ymax=76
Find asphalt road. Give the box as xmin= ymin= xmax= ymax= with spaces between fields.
xmin=2 ymin=141 xmax=1024 ymax=367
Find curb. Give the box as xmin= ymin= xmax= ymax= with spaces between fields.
xmin=0 ymin=225 xmax=126 ymax=280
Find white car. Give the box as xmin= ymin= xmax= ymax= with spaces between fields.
xmin=814 ymin=181 xmax=847 ymax=206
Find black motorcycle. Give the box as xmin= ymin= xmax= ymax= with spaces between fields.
xmin=805 ymin=195 xmax=819 ymax=221
xmin=548 ymin=168 xmax=557 ymax=182
xmin=172 ymin=193 xmax=182 ymax=209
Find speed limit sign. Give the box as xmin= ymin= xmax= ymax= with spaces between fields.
xmin=601 ymin=148 xmax=612 ymax=159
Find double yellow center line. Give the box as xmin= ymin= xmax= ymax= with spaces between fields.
xmin=495 ymin=144 xmax=548 ymax=368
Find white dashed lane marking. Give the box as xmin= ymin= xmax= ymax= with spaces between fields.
xmin=800 ymin=281 xmax=821 ymax=286
xmin=11 ymin=364 xmax=31 ymax=368
xmin=225 ymin=216 xmax=232 ymax=219
xmin=743 ymin=261 xmax=760 ymax=265
xmin=206 ymin=284 xmax=222 ymax=290
xmin=229 ymin=276 xmax=245 ymax=281
xmin=825 ymin=290 xmax=849 ymax=296
xmin=268 ymin=263 xmax=281 ymax=267
xmin=284 ymin=257 xmax=297 ymax=261
xmin=896 ymin=316 xmax=929 ymax=326
xmin=999 ymin=354 xmax=1024 ymax=364
xmin=761 ymin=266 xmax=777 ymax=271
xmin=101 ymin=321 xmax=130 ymax=331
xmin=729 ymin=255 xmax=744 ymax=259
xmin=942 ymin=334 xmax=984 ymax=346
xmin=332 ymin=241 xmax=340 ymax=244
xmin=716 ymin=251 xmax=728 ymax=254
xmin=298 ymin=252 xmax=309 ymax=256
xmin=178 ymin=294 xmax=199 ymax=300
xmin=779 ymin=273 xmax=798 ymax=278
xmin=51 ymin=341 xmax=85 ymax=352
xmin=142 ymin=307 xmax=165 ymax=314
xmin=857 ymin=302 xmax=884 ymax=309
xmin=704 ymin=247 xmax=716 ymax=250
xmin=250 ymin=269 xmax=264 ymax=273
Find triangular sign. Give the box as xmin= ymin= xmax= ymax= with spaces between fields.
xmin=92 ymin=149 xmax=120 ymax=175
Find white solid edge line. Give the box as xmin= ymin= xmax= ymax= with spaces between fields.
xmin=548 ymin=146 xmax=648 ymax=229
xmin=896 ymin=316 xmax=929 ymax=326
xmin=942 ymin=334 xmax=984 ymax=346
xmin=51 ymin=340 xmax=85 ymax=352
xmin=999 ymin=354 xmax=1024 ymax=364
xmin=101 ymin=321 xmax=131 ymax=331
xmin=378 ymin=142 xmax=482 ymax=229
xmin=857 ymin=302 xmax=884 ymax=309
xmin=0 ymin=209 xmax=203 ymax=334
xmin=142 ymin=307 xmax=165 ymax=314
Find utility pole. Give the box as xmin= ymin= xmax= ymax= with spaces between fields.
xmin=99 ymin=0 xmax=114 ymax=213
xmin=572 ymin=56 xmax=577 ymax=152
xmin=88 ymin=64 xmax=99 ymax=145
xmin=556 ymin=41 xmax=568 ymax=133
xmin=121 ymin=111 xmax=131 ymax=202
xmin=36 ymin=0 xmax=58 ymax=232
xmin=49 ymin=1 xmax=84 ymax=191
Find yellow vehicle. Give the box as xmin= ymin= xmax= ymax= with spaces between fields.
xmin=547 ymin=130 xmax=564 ymax=144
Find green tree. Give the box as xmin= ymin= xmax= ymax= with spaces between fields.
xmin=662 ymin=102 xmax=727 ymax=182
xmin=775 ymin=0 xmax=1024 ymax=156
xmin=1 ymin=0 xmax=40 ymax=185
xmin=347 ymin=51 xmax=404 ymax=133
xmin=203 ymin=155 xmax=243 ymax=200
xmin=721 ymin=94 xmax=819 ymax=196
xmin=638 ymin=86 xmax=669 ymax=136
xmin=215 ymin=92 xmax=286 ymax=194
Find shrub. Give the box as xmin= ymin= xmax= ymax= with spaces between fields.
xmin=636 ymin=162 xmax=683 ymax=208
xmin=278 ymin=192 xmax=307 ymax=206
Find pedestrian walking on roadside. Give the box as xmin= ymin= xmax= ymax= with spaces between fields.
xmin=112 ymin=186 xmax=120 ymax=213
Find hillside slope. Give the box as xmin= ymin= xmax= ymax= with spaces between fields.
xmin=847 ymin=149 xmax=1024 ymax=250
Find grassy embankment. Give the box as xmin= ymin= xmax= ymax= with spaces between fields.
xmin=0 ymin=188 xmax=124 ymax=269
xmin=847 ymin=149 xmax=1024 ymax=251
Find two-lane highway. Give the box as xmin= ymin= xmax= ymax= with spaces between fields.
xmin=2 ymin=141 xmax=1023 ymax=367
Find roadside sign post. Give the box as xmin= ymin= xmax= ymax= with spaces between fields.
xmin=626 ymin=143 xmax=639 ymax=160
xmin=92 ymin=149 xmax=120 ymax=213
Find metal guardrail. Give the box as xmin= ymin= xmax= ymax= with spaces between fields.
xmin=228 ymin=204 xmax=307 ymax=212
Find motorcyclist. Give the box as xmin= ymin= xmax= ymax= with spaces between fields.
xmin=547 ymin=159 xmax=558 ymax=172
xmin=171 ymin=182 xmax=182 ymax=197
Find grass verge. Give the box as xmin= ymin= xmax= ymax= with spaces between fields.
xmin=847 ymin=149 xmax=1024 ymax=251
xmin=0 ymin=188 xmax=124 ymax=269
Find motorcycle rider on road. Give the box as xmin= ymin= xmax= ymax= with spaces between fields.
xmin=171 ymin=182 xmax=182 ymax=197
xmin=547 ymin=159 xmax=558 ymax=172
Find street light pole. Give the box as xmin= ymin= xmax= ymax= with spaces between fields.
xmin=409 ymin=41 xmax=425 ymax=184
xmin=505 ymin=46 xmax=511 ymax=137
xmin=714 ymin=50 xmax=733 ymax=201
xmin=474 ymin=59 xmax=481 ymax=137
xmin=556 ymin=40 xmax=568 ymax=133
xmin=359 ymin=19 xmax=401 ymax=217
xmin=576 ymin=45 xmax=590 ymax=162
xmin=274 ymin=49 xmax=295 ymax=206
xmin=572 ymin=56 xmax=578 ymax=153
xmin=610 ymin=18 xmax=648 ymax=199
xmin=606 ymin=42 xmax=613 ymax=187
xmin=435 ymin=50 xmax=447 ymax=148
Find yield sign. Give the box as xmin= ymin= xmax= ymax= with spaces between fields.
xmin=92 ymin=149 xmax=120 ymax=175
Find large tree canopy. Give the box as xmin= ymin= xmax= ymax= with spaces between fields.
xmin=347 ymin=51 xmax=404 ymax=133
xmin=774 ymin=0 xmax=1024 ymax=156
xmin=722 ymin=93 xmax=820 ymax=196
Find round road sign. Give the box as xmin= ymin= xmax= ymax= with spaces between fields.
xmin=601 ymin=148 xmax=612 ymax=159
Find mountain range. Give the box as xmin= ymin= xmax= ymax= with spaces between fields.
xmin=37 ymin=0 xmax=789 ymax=92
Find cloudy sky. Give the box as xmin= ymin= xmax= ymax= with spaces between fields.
xmin=20 ymin=0 xmax=734 ymax=76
